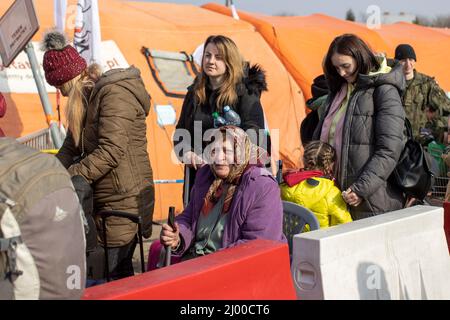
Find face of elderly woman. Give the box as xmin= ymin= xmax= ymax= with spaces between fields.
xmin=331 ymin=53 xmax=358 ymax=84
xmin=210 ymin=139 xmax=235 ymax=179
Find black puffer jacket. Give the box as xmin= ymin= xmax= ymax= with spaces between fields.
xmin=314 ymin=61 xmax=406 ymax=220
xmin=174 ymin=64 xmax=268 ymax=158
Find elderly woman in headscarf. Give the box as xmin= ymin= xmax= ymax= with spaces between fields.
xmin=161 ymin=125 xmax=285 ymax=261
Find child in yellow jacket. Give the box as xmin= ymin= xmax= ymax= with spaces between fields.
xmin=281 ymin=140 xmax=352 ymax=228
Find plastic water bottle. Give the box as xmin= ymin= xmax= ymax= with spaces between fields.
xmin=223 ymin=105 xmax=241 ymax=127
xmin=212 ymin=112 xmax=227 ymax=128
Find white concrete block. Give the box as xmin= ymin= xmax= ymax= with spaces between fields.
xmin=291 ymin=205 xmax=450 ymax=300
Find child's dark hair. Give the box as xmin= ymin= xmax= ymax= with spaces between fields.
xmin=303 ymin=141 xmax=336 ymax=176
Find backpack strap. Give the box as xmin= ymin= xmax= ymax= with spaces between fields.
xmin=0 ymin=236 xmax=23 ymax=279
xmin=0 ymin=236 xmax=22 ymax=252
xmin=0 ymin=194 xmax=16 ymax=207
xmin=0 ymin=195 xmax=23 ymax=280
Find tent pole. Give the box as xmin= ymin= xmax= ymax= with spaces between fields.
xmin=24 ymin=42 xmax=63 ymax=148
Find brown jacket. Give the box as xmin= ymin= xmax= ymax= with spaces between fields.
xmin=57 ymin=66 xmax=154 ymax=247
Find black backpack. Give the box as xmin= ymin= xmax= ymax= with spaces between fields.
xmin=300 ymin=109 xmax=319 ymax=147
xmin=390 ymin=118 xmax=433 ymax=200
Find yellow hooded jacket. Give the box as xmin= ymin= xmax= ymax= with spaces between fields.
xmin=281 ymin=177 xmax=352 ymax=229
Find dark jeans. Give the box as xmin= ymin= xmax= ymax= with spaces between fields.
xmin=107 ymin=236 xmax=138 ymax=280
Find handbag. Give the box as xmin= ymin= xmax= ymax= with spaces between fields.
xmin=390 ymin=118 xmax=433 ymax=200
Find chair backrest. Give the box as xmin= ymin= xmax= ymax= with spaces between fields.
xmin=282 ymin=201 xmax=320 ymax=256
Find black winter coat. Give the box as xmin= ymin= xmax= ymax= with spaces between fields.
xmin=174 ymin=64 xmax=268 ymax=159
xmin=314 ymin=62 xmax=406 ymax=220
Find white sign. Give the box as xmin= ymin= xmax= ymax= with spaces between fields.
xmin=0 ymin=0 xmax=39 ymax=67
xmin=54 ymin=0 xmax=68 ymax=32
xmin=155 ymin=104 xmax=177 ymax=127
xmin=0 ymin=40 xmax=129 ymax=93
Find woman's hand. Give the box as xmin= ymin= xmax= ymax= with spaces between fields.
xmin=183 ymin=151 xmax=205 ymax=170
xmin=160 ymin=222 xmax=180 ymax=249
xmin=342 ymin=188 xmax=362 ymax=207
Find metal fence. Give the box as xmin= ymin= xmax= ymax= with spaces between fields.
xmin=16 ymin=128 xmax=184 ymax=185
xmin=425 ymin=145 xmax=448 ymax=205
xmin=16 ymin=128 xmax=55 ymax=150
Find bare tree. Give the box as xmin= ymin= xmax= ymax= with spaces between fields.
xmin=274 ymin=11 xmax=296 ymax=17
xmin=414 ymin=14 xmax=450 ymax=27
xmin=413 ymin=15 xmax=432 ymax=26
xmin=346 ymin=9 xmax=356 ymax=21
xmin=433 ymin=15 xmax=450 ymax=28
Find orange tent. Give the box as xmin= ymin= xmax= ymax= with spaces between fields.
xmin=203 ymin=3 xmax=389 ymax=101
xmin=0 ymin=0 xmax=305 ymax=220
xmin=203 ymin=3 xmax=450 ymax=100
xmin=374 ymin=23 xmax=450 ymax=90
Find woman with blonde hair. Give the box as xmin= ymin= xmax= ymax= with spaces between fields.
xmin=174 ymin=35 xmax=269 ymax=201
xmin=41 ymin=30 xmax=155 ymax=280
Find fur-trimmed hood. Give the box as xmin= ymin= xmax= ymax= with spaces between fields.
xmin=238 ymin=63 xmax=268 ymax=97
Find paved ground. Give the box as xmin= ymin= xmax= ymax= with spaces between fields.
xmin=132 ymin=221 xmax=162 ymax=275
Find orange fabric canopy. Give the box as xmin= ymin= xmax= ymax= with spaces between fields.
xmin=0 ymin=0 xmax=306 ymax=220
xmin=375 ymin=23 xmax=450 ymax=91
xmin=203 ymin=3 xmax=450 ymax=100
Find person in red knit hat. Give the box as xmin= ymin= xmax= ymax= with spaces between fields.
xmin=41 ymin=30 xmax=155 ymax=283
xmin=0 ymin=92 xmax=6 ymax=137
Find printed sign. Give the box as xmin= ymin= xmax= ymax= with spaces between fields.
xmin=0 ymin=0 xmax=39 ymax=67
xmin=0 ymin=40 xmax=129 ymax=93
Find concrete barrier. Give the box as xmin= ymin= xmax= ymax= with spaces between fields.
xmin=83 ymin=239 xmax=296 ymax=300
xmin=291 ymin=205 xmax=450 ymax=300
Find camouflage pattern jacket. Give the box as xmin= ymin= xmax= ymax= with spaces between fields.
xmin=402 ymin=70 xmax=450 ymax=144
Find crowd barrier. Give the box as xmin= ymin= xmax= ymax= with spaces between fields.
xmin=83 ymin=239 xmax=296 ymax=300
xmin=291 ymin=205 xmax=450 ymax=300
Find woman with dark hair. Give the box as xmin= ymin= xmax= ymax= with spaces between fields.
xmin=313 ymin=34 xmax=406 ymax=220
xmin=173 ymin=35 xmax=269 ymax=202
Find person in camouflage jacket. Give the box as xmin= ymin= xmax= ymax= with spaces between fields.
xmin=395 ymin=44 xmax=450 ymax=145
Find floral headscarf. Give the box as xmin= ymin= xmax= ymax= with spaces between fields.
xmin=201 ymin=125 xmax=269 ymax=215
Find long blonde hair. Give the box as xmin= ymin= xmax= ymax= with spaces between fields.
xmin=194 ymin=35 xmax=244 ymax=110
xmin=62 ymin=64 xmax=102 ymax=147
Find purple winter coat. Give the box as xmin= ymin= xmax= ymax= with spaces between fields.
xmin=174 ymin=165 xmax=286 ymax=257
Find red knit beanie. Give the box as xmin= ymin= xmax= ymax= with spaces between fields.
xmin=43 ymin=45 xmax=87 ymax=87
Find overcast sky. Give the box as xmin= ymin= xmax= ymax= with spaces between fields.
xmin=135 ymin=0 xmax=450 ymax=19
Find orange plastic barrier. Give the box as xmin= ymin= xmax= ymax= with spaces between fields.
xmin=82 ymin=239 xmax=296 ymax=300
xmin=444 ymin=202 xmax=450 ymax=253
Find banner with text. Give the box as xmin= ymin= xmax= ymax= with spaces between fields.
xmin=0 ymin=40 xmax=129 ymax=93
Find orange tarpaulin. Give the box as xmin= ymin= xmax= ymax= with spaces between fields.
xmin=374 ymin=23 xmax=450 ymax=91
xmin=203 ymin=3 xmax=450 ymax=100
xmin=0 ymin=0 xmax=305 ymax=221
